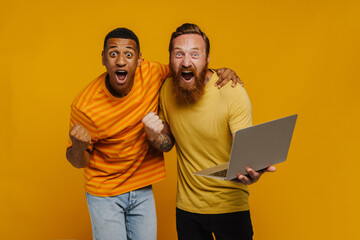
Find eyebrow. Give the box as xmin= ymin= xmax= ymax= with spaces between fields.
xmin=174 ymin=47 xmax=200 ymax=51
xmin=108 ymin=45 xmax=136 ymax=51
xmin=126 ymin=46 xmax=135 ymax=51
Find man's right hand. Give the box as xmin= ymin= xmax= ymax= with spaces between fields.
xmin=69 ymin=123 xmax=91 ymax=151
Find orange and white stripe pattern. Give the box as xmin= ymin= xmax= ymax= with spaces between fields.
xmin=68 ymin=60 xmax=170 ymax=197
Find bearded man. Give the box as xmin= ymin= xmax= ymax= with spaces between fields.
xmin=66 ymin=26 xmax=243 ymax=240
xmin=142 ymin=23 xmax=275 ymax=240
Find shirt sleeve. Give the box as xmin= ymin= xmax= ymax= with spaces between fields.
xmin=158 ymin=84 xmax=166 ymax=122
xmin=67 ymin=105 xmax=98 ymax=151
xmin=228 ymin=87 xmax=253 ymax=134
xmin=152 ymin=61 xmax=171 ymax=82
xmin=158 ymin=78 xmax=172 ymax=124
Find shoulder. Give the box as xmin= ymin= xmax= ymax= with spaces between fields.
xmin=140 ymin=59 xmax=168 ymax=71
xmin=215 ymin=82 xmax=252 ymax=115
xmin=138 ymin=59 xmax=170 ymax=82
xmin=219 ymin=82 xmax=250 ymax=103
xmin=72 ymin=72 xmax=106 ymax=110
xmin=161 ymin=77 xmax=173 ymax=92
xmin=208 ymin=72 xmax=250 ymax=101
xmin=159 ymin=78 xmax=174 ymax=103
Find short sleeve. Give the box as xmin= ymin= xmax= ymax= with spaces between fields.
xmin=152 ymin=61 xmax=171 ymax=82
xmin=228 ymin=87 xmax=253 ymax=134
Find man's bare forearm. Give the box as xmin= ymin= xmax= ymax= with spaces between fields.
xmin=150 ymin=132 xmax=174 ymax=152
xmin=142 ymin=112 xmax=175 ymax=152
xmin=66 ymin=123 xmax=92 ymax=168
xmin=66 ymin=147 xmax=90 ymax=168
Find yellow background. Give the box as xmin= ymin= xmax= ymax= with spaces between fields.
xmin=1 ymin=0 xmax=359 ymax=239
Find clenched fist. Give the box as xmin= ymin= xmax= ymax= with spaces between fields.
xmin=142 ymin=111 xmax=164 ymax=142
xmin=69 ymin=123 xmax=91 ymax=151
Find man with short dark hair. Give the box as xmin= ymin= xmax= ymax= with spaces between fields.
xmin=66 ymin=27 xmax=242 ymax=240
xmin=143 ymin=23 xmax=275 ymax=240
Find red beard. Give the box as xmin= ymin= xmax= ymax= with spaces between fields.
xmin=171 ymin=64 xmax=208 ymax=105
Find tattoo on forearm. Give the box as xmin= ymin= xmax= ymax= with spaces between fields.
xmin=151 ymin=133 xmax=173 ymax=152
xmin=151 ymin=134 xmax=172 ymax=152
xmin=159 ymin=136 xmax=172 ymax=152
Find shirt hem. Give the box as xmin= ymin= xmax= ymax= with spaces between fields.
xmin=176 ymin=204 xmax=250 ymax=214
xmin=85 ymin=175 xmax=166 ymax=197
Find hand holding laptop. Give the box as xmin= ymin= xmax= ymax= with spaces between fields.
xmin=234 ymin=166 xmax=276 ymax=185
xmin=194 ymin=115 xmax=297 ymax=181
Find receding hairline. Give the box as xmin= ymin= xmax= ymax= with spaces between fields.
xmin=169 ymin=23 xmax=210 ymax=56
xmin=171 ymin=34 xmax=208 ymax=52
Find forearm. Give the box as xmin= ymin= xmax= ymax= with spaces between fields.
xmin=66 ymin=146 xmax=90 ymax=168
xmin=149 ymin=132 xmax=174 ymax=152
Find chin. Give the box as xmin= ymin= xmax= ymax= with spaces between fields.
xmin=180 ymin=79 xmax=196 ymax=90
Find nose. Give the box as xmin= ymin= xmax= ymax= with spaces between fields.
xmin=181 ymin=55 xmax=192 ymax=68
xmin=116 ymin=54 xmax=126 ymax=67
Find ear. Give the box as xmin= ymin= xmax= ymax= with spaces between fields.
xmin=137 ymin=52 xmax=142 ymax=67
xmin=101 ymin=51 xmax=105 ymax=66
xmin=206 ymin=54 xmax=210 ymax=65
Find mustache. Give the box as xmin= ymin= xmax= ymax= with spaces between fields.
xmin=180 ymin=66 xmax=196 ymax=72
xmin=171 ymin=63 xmax=208 ymax=105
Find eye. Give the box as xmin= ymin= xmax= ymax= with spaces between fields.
xmin=192 ymin=53 xmax=199 ymax=58
xmin=175 ymin=52 xmax=183 ymax=57
xmin=110 ymin=52 xmax=117 ymax=57
xmin=126 ymin=52 xmax=133 ymax=58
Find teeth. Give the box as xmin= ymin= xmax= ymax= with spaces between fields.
xmin=117 ymin=70 xmax=127 ymax=73
xmin=182 ymin=71 xmax=191 ymax=73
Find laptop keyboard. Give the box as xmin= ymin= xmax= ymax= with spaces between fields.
xmin=209 ymin=169 xmax=228 ymax=177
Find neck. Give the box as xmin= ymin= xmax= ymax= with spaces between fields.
xmin=105 ymin=75 xmax=129 ymax=98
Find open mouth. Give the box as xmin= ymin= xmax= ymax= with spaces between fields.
xmin=181 ymin=71 xmax=194 ymax=81
xmin=115 ymin=70 xmax=128 ymax=83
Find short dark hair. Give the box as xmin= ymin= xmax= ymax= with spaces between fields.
xmin=169 ymin=23 xmax=210 ymax=56
xmin=103 ymin=28 xmax=140 ymax=52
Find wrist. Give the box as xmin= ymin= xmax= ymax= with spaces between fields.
xmin=71 ymin=143 xmax=88 ymax=153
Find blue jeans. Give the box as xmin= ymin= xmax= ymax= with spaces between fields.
xmin=86 ymin=185 xmax=157 ymax=240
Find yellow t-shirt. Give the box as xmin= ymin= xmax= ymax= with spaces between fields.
xmin=159 ymin=72 xmax=252 ymax=214
xmin=68 ymin=59 xmax=171 ymax=197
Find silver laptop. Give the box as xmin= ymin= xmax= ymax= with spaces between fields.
xmin=193 ymin=114 xmax=297 ymax=180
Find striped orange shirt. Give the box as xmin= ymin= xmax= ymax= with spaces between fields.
xmin=68 ymin=59 xmax=171 ymax=197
